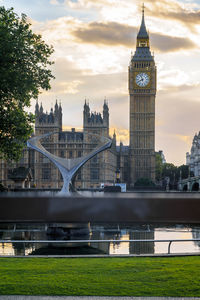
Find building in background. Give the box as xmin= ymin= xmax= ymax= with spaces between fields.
xmin=129 ymin=7 xmax=157 ymax=186
xmin=0 ymin=100 xmax=117 ymax=190
xmin=0 ymin=9 xmax=159 ymax=190
xmin=186 ymin=132 xmax=200 ymax=177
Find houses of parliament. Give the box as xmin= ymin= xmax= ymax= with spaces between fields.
xmin=0 ymin=9 xmax=157 ymax=190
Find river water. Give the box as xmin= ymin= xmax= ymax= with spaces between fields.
xmin=0 ymin=222 xmax=200 ymax=256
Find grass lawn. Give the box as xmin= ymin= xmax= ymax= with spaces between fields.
xmin=0 ymin=256 xmax=200 ymax=296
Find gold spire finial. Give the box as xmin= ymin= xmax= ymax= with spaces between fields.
xmin=142 ymin=3 xmax=145 ymax=16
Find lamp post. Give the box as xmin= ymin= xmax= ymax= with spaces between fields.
xmin=115 ymin=168 xmax=121 ymax=183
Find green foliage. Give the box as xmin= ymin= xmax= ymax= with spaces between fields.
xmin=162 ymin=163 xmax=177 ymax=181
xmin=0 ymin=7 xmax=54 ymax=160
xmin=155 ymin=152 xmax=190 ymax=188
xmin=155 ymin=153 xmax=163 ymax=181
xmin=178 ymin=164 xmax=190 ymax=179
xmin=161 ymin=164 xmax=189 ymax=183
xmin=134 ymin=177 xmax=155 ymax=187
xmin=0 ymin=257 xmax=200 ymax=296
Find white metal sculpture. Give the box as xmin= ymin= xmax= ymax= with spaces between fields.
xmin=27 ymin=132 xmax=112 ymax=195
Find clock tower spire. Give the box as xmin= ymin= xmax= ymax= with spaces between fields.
xmin=137 ymin=4 xmax=149 ymax=40
xmin=129 ymin=6 xmax=157 ymax=186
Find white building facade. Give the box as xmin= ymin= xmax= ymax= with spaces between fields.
xmin=186 ymin=132 xmax=200 ymax=177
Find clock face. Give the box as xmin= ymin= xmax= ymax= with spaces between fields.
xmin=135 ymin=72 xmax=150 ymax=87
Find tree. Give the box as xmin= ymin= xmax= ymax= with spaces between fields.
xmin=155 ymin=153 xmax=163 ymax=181
xmin=177 ymin=164 xmax=190 ymax=179
xmin=134 ymin=178 xmax=155 ymax=187
xmin=0 ymin=7 xmax=54 ymax=160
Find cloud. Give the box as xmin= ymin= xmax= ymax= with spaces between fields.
xmin=50 ymin=0 xmax=60 ymax=5
xmin=110 ymin=127 xmax=129 ymax=145
xmin=64 ymin=0 xmax=200 ymax=33
xmin=52 ymin=80 xmax=83 ymax=94
xmin=71 ymin=21 xmax=196 ymax=52
xmin=72 ymin=21 xmax=135 ymax=47
xmin=156 ymin=83 xmax=200 ymax=164
xmin=151 ymin=33 xmax=195 ymax=52
xmin=33 ymin=55 xmax=128 ymax=131
xmin=67 ymin=0 xmax=118 ymax=9
xmin=176 ymin=134 xmax=192 ymax=146
xmin=158 ymin=69 xmax=190 ymax=90
xmin=145 ymin=0 xmax=200 ymax=31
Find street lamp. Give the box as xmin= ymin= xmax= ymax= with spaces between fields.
xmin=115 ymin=168 xmax=121 ymax=183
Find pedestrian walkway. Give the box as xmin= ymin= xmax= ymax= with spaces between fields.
xmin=0 ymin=297 xmax=200 ymax=300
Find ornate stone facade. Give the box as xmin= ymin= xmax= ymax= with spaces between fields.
xmin=0 ymin=100 xmax=117 ymax=190
xmin=186 ymin=132 xmax=200 ymax=177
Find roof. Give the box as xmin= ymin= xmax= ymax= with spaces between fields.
xmin=132 ymin=8 xmax=154 ymax=62
xmin=137 ymin=11 xmax=149 ymax=39
xmin=132 ymin=47 xmax=154 ymax=61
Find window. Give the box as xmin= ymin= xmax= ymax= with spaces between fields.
xmin=139 ymin=41 xmax=147 ymax=47
xmin=90 ymin=168 xmax=99 ymax=180
xmin=43 ymin=156 xmax=50 ymax=163
xmin=42 ymin=168 xmax=51 ymax=180
xmin=91 ymin=156 xmax=98 ymax=163
xmin=77 ymin=170 xmax=82 ymax=180
xmin=60 ymin=151 xmax=65 ymax=158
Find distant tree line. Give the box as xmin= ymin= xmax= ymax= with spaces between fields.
xmin=134 ymin=155 xmax=191 ymax=190
xmin=155 ymin=153 xmax=191 ymax=189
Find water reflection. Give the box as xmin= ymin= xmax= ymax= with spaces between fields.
xmin=129 ymin=231 xmax=155 ymax=254
xmin=0 ymin=223 xmax=200 ymax=256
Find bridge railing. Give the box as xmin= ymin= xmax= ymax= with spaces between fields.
xmin=1 ymin=238 xmax=200 ymax=256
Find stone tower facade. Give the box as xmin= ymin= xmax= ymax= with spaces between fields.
xmin=34 ymin=100 xmax=63 ymax=188
xmin=0 ymin=100 xmax=117 ymax=190
xmin=83 ymin=100 xmax=109 ymax=138
xmin=35 ymin=100 xmax=62 ymax=136
xmin=129 ymin=8 xmax=157 ymax=185
xmin=82 ymin=100 xmax=116 ymax=189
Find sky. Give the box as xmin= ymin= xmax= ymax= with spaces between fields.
xmin=2 ymin=0 xmax=200 ymax=165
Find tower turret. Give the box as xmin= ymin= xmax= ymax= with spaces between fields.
xmin=103 ymin=99 xmax=109 ymax=128
xmin=39 ymin=102 xmax=43 ymax=114
xmin=58 ymin=101 xmax=62 ymax=130
xmin=113 ymin=129 xmax=116 ymax=147
xmin=83 ymin=99 xmax=90 ymax=127
xmin=54 ymin=99 xmax=59 ymax=115
xmin=35 ymin=100 xmax=62 ymax=135
xmin=59 ymin=102 xmax=62 ymax=114
xmin=35 ymin=99 xmax=39 ymax=115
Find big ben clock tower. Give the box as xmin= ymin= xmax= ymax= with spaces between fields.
xmin=129 ymin=6 xmax=156 ymax=186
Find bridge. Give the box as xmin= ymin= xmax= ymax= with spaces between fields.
xmin=179 ymin=176 xmax=200 ymax=191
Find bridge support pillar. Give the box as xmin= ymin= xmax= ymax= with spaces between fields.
xmin=187 ymin=180 xmax=191 ymax=192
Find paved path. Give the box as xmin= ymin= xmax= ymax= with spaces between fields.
xmin=0 ymin=297 xmax=200 ymax=300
